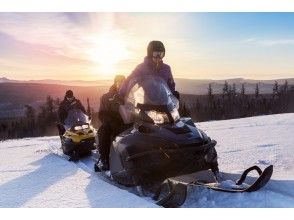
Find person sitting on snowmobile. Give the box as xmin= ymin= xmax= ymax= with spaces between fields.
xmin=119 ymin=40 xmax=180 ymax=100
xmin=96 ymin=75 xmax=126 ymax=171
xmin=57 ymin=90 xmax=87 ymax=136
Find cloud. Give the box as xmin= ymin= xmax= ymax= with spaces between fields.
xmin=259 ymin=39 xmax=294 ymax=46
xmin=0 ymin=13 xmax=84 ymax=58
xmin=242 ymin=38 xmax=257 ymax=43
xmin=242 ymin=37 xmax=294 ymax=46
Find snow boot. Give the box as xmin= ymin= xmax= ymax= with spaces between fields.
xmin=94 ymin=158 xmax=109 ymax=172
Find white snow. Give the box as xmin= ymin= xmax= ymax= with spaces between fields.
xmin=0 ymin=137 xmax=157 ymax=208
xmin=183 ymin=113 xmax=294 ymax=208
xmin=0 ymin=113 xmax=294 ymax=207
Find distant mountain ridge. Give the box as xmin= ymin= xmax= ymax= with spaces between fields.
xmin=0 ymin=77 xmax=112 ymax=87
xmin=0 ymin=76 xmax=293 ymax=119
xmin=1 ymin=76 xmax=293 ymax=94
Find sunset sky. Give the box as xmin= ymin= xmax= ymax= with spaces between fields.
xmin=0 ymin=12 xmax=294 ymax=80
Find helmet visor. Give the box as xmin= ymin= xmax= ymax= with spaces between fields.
xmin=152 ymin=51 xmax=165 ymax=59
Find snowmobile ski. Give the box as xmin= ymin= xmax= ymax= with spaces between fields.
xmin=153 ymin=179 xmax=187 ymax=208
xmin=152 ymin=165 xmax=273 ymax=207
xmin=49 ymin=145 xmax=85 ymax=162
xmin=190 ymin=165 xmax=273 ymax=193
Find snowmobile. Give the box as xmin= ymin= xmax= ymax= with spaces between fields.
xmin=58 ymin=108 xmax=97 ymax=161
xmin=93 ymin=75 xmax=273 ymax=207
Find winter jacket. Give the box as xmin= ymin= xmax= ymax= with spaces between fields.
xmin=58 ymin=98 xmax=86 ymax=123
xmin=98 ymin=85 xmax=123 ymax=125
xmin=119 ymin=57 xmax=176 ymax=98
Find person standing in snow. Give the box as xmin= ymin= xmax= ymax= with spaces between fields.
xmin=96 ymin=75 xmax=126 ymax=171
xmin=119 ymin=40 xmax=180 ymax=100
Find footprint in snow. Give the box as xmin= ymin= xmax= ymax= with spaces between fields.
xmin=256 ymin=144 xmax=277 ymax=148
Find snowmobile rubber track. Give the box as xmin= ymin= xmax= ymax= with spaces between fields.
xmin=190 ymin=165 xmax=273 ymax=193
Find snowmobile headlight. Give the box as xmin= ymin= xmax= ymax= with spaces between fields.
xmin=145 ymin=110 xmax=168 ymax=124
xmin=171 ymin=108 xmax=180 ymax=122
xmin=74 ymin=126 xmax=83 ymax=131
xmin=82 ymin=124 xmax=89 ymax=129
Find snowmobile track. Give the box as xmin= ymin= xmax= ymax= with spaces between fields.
xmin=48 ymin=145 xmax=150 ymax=202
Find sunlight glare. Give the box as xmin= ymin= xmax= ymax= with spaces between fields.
xmin=87 ymin=34 xmax=130 ymax=76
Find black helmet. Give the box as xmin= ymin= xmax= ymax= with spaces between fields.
xmin=147 ymin=41 xmax=165 ymax=58
xmin=65 ymin=90 xmax=73 ymax=98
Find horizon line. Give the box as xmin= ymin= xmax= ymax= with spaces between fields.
xmin=1 ymin=76 xmax=294 ymax=82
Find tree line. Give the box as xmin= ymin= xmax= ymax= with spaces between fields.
xmin=0 ymin=80 xmax=293 ymax=140
xmin=0 ymin=96 xmax=59 ymax=139
xmin=179 ymin=80 xmax=294 ymax=122
xmin=0 ymin=96 xmax=97 ymax=140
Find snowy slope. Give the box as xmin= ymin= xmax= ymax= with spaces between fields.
xmin=0 ymin=137 xmax=157 ymax=208
xmin=0 ymin=113 xmax=293 ymax=208
xmin=183 ymin=113 xmax=294 ymax=208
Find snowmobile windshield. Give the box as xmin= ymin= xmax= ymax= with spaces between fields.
xmin=64 ymin=109 xmax=89 ymax=129
xmin=123 ymin=75 xmax=179 ymax=124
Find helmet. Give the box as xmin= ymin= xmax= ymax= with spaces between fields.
xmin=65 ymin=90 xmax=73 ymax=98
xmin=114 ymin=75 xmax=126 ymax=84
xmin=147 ymin=41 xmax=165 ymax=58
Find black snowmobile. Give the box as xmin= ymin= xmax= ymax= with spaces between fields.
xmin=58 ymin=108 xmax=97 ymax=161
xmin=94 ymin=75 xmax=273 ymax=207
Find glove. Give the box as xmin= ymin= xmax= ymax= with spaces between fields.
xmin=173 ymin=91 xmax=180 ymax=100
xmin=109 ymin=94 xmax=124 ymax=112
xmin=111 ymin=94 xmax=125 ymax=105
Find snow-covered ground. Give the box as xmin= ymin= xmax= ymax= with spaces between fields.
xmin=0 ymin=113 xmax=293 ymax=207
xmin=0 ymin=137 xmax=157 ymax=208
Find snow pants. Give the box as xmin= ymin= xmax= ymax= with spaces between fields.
xmin=98 ymin=120 xmax=126 ymax=162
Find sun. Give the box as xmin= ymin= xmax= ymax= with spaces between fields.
xmin=87 ymin=34 xmax=130 ymax=76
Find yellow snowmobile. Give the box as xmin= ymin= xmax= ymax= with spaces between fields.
xmin=60 ymin=108 xmax=97 ymax=160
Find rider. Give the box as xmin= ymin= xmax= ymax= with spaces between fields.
xmin=57 ymin=90 xmax=86 ymax=136
xmin=119 ymin=40 xmax=180 ymax=99
xmin=96 ymin=75 xmax=126 ymax=171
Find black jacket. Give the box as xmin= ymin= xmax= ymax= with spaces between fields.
xmin=58 ymin=97 xmax=86 ymax=123
xmin=98 ymin=85 xmax=123 ymax=124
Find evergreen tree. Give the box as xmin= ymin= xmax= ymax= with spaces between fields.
xmin=25 ymin=105 xmax=36 ymax=136
xmin=232 ymin=83 xmax=236 ymax=97
xmin=280 ymin=80 xmax=289 ymax=94
xmin=255 ymin=83 xmax=260 ymax=99
xmin=222 ymin=81 xmax=229 ymax=99
xmin=46 ymin=95 xmax=55 ymax=123
xmin=273 ymin=81 xmax=279 ymax=98
xmin=241 ymin=83 xmax=246 ymax=96
xmin=208 ymin=83 xmax=213 ymax=99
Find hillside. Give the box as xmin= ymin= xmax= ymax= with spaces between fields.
xmin=0 ymin=113 xmax=293 ymax=207
xmin=0 ymin=77 xmax=293 ymax=118
xmin=0 ymin=82 xmax=108 ymax=118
